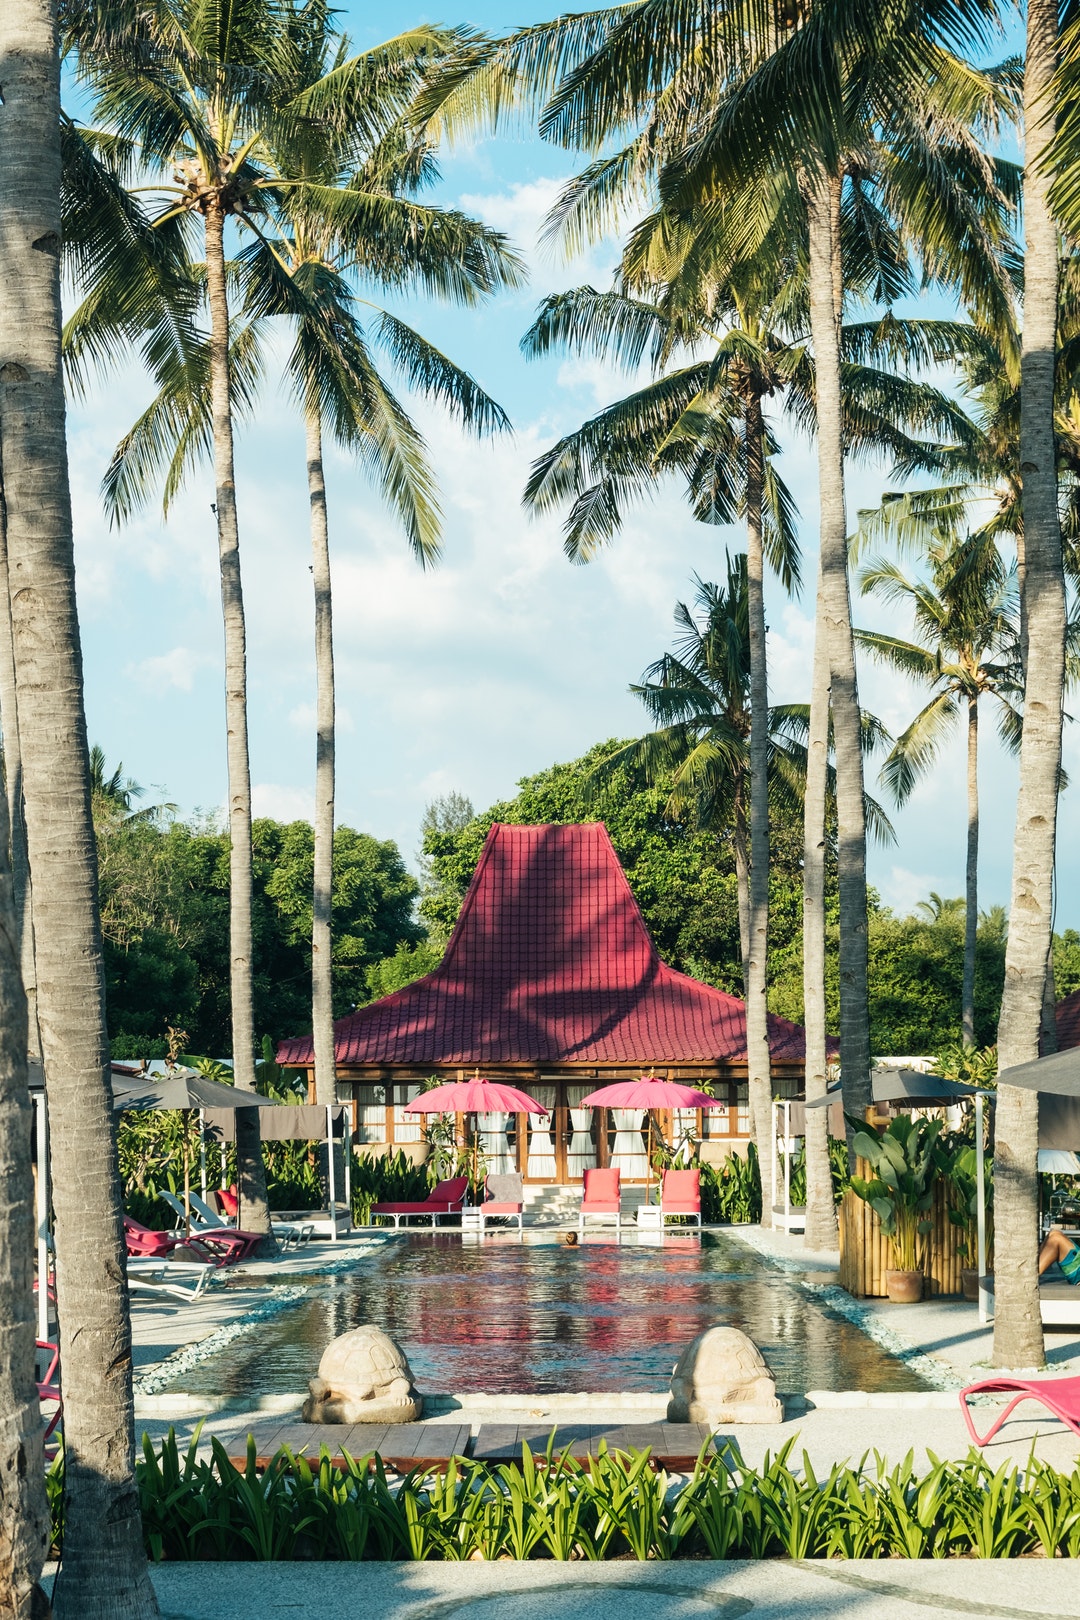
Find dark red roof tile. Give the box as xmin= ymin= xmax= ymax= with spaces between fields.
xmin=277 ymin=822 xmax=810 ymax=1067
xmin=1057 ymin=989 xmax=1080 ymax=1051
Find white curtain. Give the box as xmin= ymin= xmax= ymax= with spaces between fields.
xmin=393 ymin=1084 xmax=422 ymax=1143
xmin=672 ymin=1108 xmax=698 ymax=1164
xmin=355 ymin=1088 xmax=386 ymax=1145
xmin=478 ymin=1111 xmax=514 ymax=1176
xmin=610 ymin=1109 xmax=649 ymax=1179
xmin=567 ymin=1108 xmax=597 ymax=1181
xmin=526 ymin=1113 xmax=556 ymax=1179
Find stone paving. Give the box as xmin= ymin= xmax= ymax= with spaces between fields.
xmin=45 ymin=1558 xmax=1080 ymax=1620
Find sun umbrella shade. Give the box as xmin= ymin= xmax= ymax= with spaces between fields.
xmin=805 ymin=1069 xmax=989 ymax=1108
xmin=580 ymin=1079 xmax=723 ymax=1109
xmin=403 ymin=1080 xmax=549 ymax=1115
xmin=111 ymin=1071 xmax=266 ymax=1112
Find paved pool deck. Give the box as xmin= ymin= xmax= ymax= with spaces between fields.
xmin=44 ymin=1558 xmax=1080 ymax=1620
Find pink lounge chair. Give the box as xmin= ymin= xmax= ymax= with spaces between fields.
xmin=371 ymin=1176 xmax=470 ymax=1229
xmin=124 ymin=1215 xmax=241 ymax=1266
xmin=481 ymin=1172 xmax=524 ymax=1232
xmin=579 ymin=1167 xmax=621 ymax=1232
xmin=36 ymin=1340 xmax=62 ymax=1458
xmin=959 ymin=1374 xmax=1080 ymax=1447
xmin=660 ymin=1168 xmax=702 ymax=1229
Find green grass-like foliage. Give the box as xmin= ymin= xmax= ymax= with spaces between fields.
xmin=352 ymin=1149 xmax=434 ymax=1224
xmin=50 ymin=1430 xmax=1080 ymax=1562
xmin=698 ymin=1143 xmax=763 ymax=1224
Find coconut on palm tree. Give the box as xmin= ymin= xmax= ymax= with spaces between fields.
xmin=855 ymin=532 xmax=1021 ymax=1045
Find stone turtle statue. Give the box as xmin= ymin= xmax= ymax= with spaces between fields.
xmin=302 ymin=1324 xmax=423 ymax=1424
xmin=667 ymin=1325 xmax=782 ymax=1425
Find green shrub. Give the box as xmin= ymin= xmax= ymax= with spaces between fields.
xmin=351 ymin=1149 xmax=432 ymax=1225
xmin=699 ymin=1143 xmax=762 ymax=1224
xmin=50 ymin=1431 xmax=1080 ymax=1563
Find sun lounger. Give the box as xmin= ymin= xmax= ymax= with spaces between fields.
xmin=579 ymin=1167 xmax=621 ymax=1232
xmin=127 ymin=1257 xmax=220 ymax=1304
xmin=36 ymin=1340 xmax=61 ymax=1456
xmin=124 ymin=1215 xmax=230 ymax=1265
xmin=959 ymin=1373 xmax=1080 ymax=1447
xmin=659 ymin=1168 xmax=702 ymax=1228
xmin=371 ymin=1176 xmax=469 ymax=1228
xmin=196 ymin=1188 xmax=316 ymax=1249
xmin=480 ymin=1172 xmax=524 ymax=1231
xmin=158 ymin=1190 xmax=265 ymax=1258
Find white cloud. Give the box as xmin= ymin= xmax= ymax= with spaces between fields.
xmin=459 ymin=176 xmax=622 ymax=298
xmin=878 ymin=866 xmax=950 ymax=916
xmin=127 ymin=646 xmax=205 ymax=694
xmin=252 ymin=783 xmax=314 ymax=822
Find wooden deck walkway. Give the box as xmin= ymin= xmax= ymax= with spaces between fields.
xmin=224 ymin=1420 xmax=712 ymax=1473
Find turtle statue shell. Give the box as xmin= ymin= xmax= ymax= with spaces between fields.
xmin=302 ymin=1324 xmax=423 ymax=1424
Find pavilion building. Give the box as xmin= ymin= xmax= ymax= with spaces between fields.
xmin=277 ymin=821 xmax=812 ymax=1185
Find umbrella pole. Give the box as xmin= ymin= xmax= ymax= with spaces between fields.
xmin=976 ymin=1093 xmax=988 ymax=1324
xmin=183 ymin=1110 xmax=191 ymax=1242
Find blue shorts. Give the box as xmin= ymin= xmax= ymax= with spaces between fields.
xmin=1060 ymin=1244 xmax=1080 ymax=1285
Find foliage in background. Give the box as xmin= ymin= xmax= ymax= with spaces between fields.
xmin=931 ymin=1043 xmax=999 ymax=1086
xmin=365 ymin=941 xmax=445 ymax=1000
xmin=52 ymin=1431 xmax=1080 ymax=1563
xmin=788 ymin=1138 xmax=850 ymax=1209
xmin=352 ymin=1151 xmax=432 ymax=1224
xmin=96 ymin=805 xmax=422 ymax=1054
xmin=699 ymin=1145 xmax=763 ymax=1224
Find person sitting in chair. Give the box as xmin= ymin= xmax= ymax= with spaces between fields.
xmin=1039 ymin=1226 xmax=1080 ymax=1283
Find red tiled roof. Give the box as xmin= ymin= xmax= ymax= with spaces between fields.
xmin=1057 ymin=989 xmax=1080 ymax=1051
xmin=277 ymin=822 xmax=810 ymax=1068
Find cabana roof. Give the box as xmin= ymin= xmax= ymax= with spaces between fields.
xmin=1057 ymin=988 xmax=1080 ymax=1052
xmin=278 ymin=821 xmax=811 ymax=1070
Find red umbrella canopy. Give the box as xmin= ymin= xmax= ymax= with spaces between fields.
xmin=404 ymin=1079 xmax=549 ymax=1115
xmin=580 ymin=1078 xmax=722 ymax=1109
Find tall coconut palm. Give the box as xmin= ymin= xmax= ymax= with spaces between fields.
xmin=422 ymin=0 xmax=1013 ymax=1162
xmin=84 ymin=21 xmax=518 ymax=1112
xmin=0 ymin=0 xmax=158 ymax=1613
xmin=991 ymin=0 xmax=1068 ymax=1372
xmin=855 ymin=532 xmax=1021 ymax=1045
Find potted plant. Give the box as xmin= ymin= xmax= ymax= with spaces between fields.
xmin=943 ymin=1142 xmax=994 ymax=1301
xmin=850 ymin=1115 xmax=944 ymax=1303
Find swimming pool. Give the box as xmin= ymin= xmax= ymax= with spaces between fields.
xmin=173 ymin=1231 xmax=932 ymax=1398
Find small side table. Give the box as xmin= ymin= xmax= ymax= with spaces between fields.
xmin=636 ymin=1204 xmax=663 ymax=1231
xmin=460 ymin=1207 xmax=483 ymax=1233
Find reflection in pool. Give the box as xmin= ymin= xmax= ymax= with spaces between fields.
xmin=174 ymin=1230 xmax=932 ymax=1397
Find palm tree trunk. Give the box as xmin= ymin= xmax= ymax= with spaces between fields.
xmin=962 ymin=694 xmax=979 ymax=1046
xmin=806 ymin=167 xmax=871 ymax=1135
xmin=307 ymin=402 xmax=337 ymax=1108
xmin=993 ymin=0 xmax=1065 ymax=1370
xmin=744 ymin=390 xmax=773 ymax=1215
xmin=732 ymin=791 xmax=750 ymax=998
xmin=0 ymin=560 xmax=48 ymax=1618
xmin=0 ymin=501 xmax=40 ymax=1067
xmin=802 ymin=560 xmax=838 ymax=1250
xmin=0 ymin=2 xmax=158 ymax=1611
xmin=203 ymin=198 xmax=272 ymax=1246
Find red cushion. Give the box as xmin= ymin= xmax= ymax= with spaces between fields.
xmin=218 ymin=1188 xmax=239 ymax=1218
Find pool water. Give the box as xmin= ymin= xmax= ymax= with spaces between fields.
xmin=175 ymin=1231 xmax=932 ymax=1397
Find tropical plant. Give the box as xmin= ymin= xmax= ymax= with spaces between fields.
xmin=855 ymin=530 xmax=1021 ymax=1045
xmin=0 ymin=0 xmax=158 ymax=1612
xmin=942 ymin=1142 xmax=994 ymax=1272
xmin=849 ymin=1115 xmax=944 ymax=1272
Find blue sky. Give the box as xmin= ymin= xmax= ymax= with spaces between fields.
xmin=65 ymin=0 xmax=1079 ymax=929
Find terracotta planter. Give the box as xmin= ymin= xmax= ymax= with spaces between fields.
xmin=961 ymin=1267 xmax=979 ymax=1303
xmin=885 ymin=1268 xmax=923 ymax=1304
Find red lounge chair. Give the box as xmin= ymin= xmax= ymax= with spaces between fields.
xmin=579 ymin=1167 xmax=621 ymax=1232
xmin=660 ymin=1168 xmax=702 ymax=1229
xmin=36 ymin=1340 xmax=62 ymax=1458
xmin=959 ymin=1374 xmax=1080 ymax=1446
xmin=124 ymin=1215 xmax=244 ymax=1266
xmin=481 ymin=1172 xmax=524 ymax=1232
xmin=371 ymin=1176 xmax=470 ymax=1229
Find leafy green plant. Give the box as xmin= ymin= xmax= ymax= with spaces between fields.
xmin=97 ymin=1431 xmax=1080 ymax=1563
xmin=942 ymin=1141 xmax=994 ymax=1270
xmin=699 ymin=1143 xmax=762 ymax=1223
xmin=849 ymin=1115 xmax=944 ymax=1272
xmin=351 ymin=1149 xmax=432 ymax=1225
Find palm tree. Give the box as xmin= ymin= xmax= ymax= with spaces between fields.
xmin=855 ymin=532 xmax=1021 ymax=1045
xmin=594 ymin=562 xmax=891 ymax=1143
xmin=82 ymin=20 xmax=518 ymax=1112
xmin=991 ymin=0 xmax=1068 ymax=1372
xmin=0 ymin=0 xmax=158 ymax=1612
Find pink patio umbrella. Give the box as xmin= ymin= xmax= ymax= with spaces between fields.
xmin=580 ymin=1076 xmax=724 ymax=1194
xmin=404 ymin=1076 xmax=549 ymax=1186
